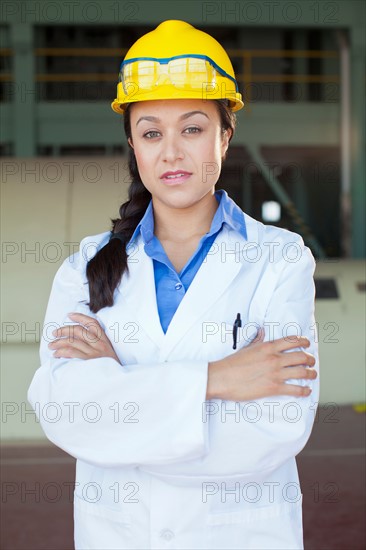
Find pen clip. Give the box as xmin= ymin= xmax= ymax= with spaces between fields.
xmin=232 ymin=313 xmax=242 ymax=350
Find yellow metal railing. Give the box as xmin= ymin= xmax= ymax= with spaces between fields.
xmin=231 ymin=49 xmax=339 ymax=101
xmin=0 ymin=47 xmax=340 ymax=100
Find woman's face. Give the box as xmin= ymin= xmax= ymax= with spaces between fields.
xmin=128 ymin=99 xmax=231 ymax=210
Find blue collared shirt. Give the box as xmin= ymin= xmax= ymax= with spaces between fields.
xmin=128 ymin=189 xmax=247 ymax=333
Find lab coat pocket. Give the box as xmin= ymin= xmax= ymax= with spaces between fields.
xmin=206 ymin=496 xmax=303 ymax=550
xmin=202 ymin=319 xmax=256 ymax=362
xmin=73 ymin=493 xmax=133 ymax=550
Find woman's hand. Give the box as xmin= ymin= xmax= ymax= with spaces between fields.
xmin=48 ymin=312 xmax=121 ymax=364
xmin=206 ymin=330 xmax=317 ymax=401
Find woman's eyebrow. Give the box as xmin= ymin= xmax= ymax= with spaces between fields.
xmin=136 ymin=110 xmax=209 ymax=127
xmin=179 ymin=110 xmax=209 ymax=121
xmin=136 ymin=116 xmax=159 ymax=127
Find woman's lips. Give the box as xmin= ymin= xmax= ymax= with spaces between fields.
xmin=160 ymin=171 xmax=192 ymax=185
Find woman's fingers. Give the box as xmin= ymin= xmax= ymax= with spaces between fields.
xmin=279 ymin=365 xmax=318 ymax=381
xmin=219 ymin=333 xmax=317 ymax=401
xmin=278 ymin=350 xmax=316 ymax=369
xmin=53 ymin=313 xmax=103 ymax=339
xmin=277 ymin=383 xmax=313 ymax=398
xmin=49 ymin=331 xmax=99 ymax=357
xmin=49 ymin=314 xmax=120 ymax=363
xmin=52 ymin=312 xmax=108 ymax=349
xmin=268 ymin=336 xmax=310 ymax=353
xmin=52 ymin=324 xmax=103 ymax=347
xmin=52 ymin=345 xmax=91 ymax=360
xmin=67 ymin=313 xmax=102 ymax=337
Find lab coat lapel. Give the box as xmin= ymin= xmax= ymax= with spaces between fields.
xmin=118 ymin=227 xmax=248 ymax=357
xmin=161 ymin=226 xmax=246 ymax=357
xmin=118 ymin=237 xmax=165 ymax=349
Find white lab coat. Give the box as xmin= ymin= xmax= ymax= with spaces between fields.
xmin=28 ymin=212 xmax=319 ymax=550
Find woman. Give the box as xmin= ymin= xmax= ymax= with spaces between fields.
xmin=28 ymin=20 xmax=319 ymax=550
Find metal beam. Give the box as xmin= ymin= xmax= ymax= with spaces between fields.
xmin=11 ymin=23 xmax=36 ymax=156
xmin=248 ymin=145 xmax=326 ymax=258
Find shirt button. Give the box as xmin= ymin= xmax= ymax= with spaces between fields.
xmin=174 ymin=283 xmax=183 ymax=290
xmin=160 ymin=529 xmax=175 ymax=541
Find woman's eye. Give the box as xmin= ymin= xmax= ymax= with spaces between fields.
xmin=184 ymin=127 xmax=201 ymax=134
xmin=143 ymin=131 xmax=160 ymax=139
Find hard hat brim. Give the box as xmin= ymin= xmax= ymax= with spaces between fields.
xmin=111 ymin=83 xmax=244 ymax=115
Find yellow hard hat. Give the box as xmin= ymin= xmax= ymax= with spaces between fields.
xmin=111 ymin=20 xmax=244 ymax=114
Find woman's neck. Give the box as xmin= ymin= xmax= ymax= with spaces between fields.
xmin=152 ymin=192 xmax=219 ymax=243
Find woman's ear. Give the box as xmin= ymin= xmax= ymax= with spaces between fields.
xmin=128 ymin=137 xmax=134 ymax=149
xmin=221 ymin=128 xmax=232 ymax=158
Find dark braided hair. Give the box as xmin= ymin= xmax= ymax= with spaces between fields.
xmin=86 ymin=99 xmax=236 ymax=313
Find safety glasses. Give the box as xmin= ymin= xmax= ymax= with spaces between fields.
xmin=119 ymin=54 xmax=239 ymax=94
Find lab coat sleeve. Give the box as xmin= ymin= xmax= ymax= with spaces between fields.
xmin=239 ymin=240 xmax=319 ymax=474
xmin=27 ymin=247 xmax=209 ymax=468
xmin=203 ymin=237 xmax=320 ymax=478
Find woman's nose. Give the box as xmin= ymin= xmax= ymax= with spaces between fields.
xmin=161 ymin=135 xmax=185 ymax=163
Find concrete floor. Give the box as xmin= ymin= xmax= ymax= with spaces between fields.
xmin=1 ymin=405 xmax=365 ymax=550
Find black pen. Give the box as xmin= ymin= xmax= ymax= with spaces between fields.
xmin=232 ymin=313 xmax=242 ymax=350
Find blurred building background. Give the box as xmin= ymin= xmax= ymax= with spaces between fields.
xmin=1 ymin=1 xmax=365 ymax=434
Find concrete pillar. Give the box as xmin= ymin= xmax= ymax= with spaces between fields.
xmin=350 ymin=25 xmax=366 ymax=257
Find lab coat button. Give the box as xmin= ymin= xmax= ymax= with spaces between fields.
xmin=174 ymin=283 xmax=182 ymax=290
xmin=160 ymin=529 xmax=175 ymax=541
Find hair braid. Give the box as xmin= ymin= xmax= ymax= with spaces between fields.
xmin=86 ymin=114 xmax=151 ymax=312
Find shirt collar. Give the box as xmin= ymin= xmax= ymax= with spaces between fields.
xmin=128 ymin=188 xmax=247 ymax=246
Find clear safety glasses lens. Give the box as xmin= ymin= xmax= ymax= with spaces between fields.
xmin=119 ymin=57 xmax=221 ymax=94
